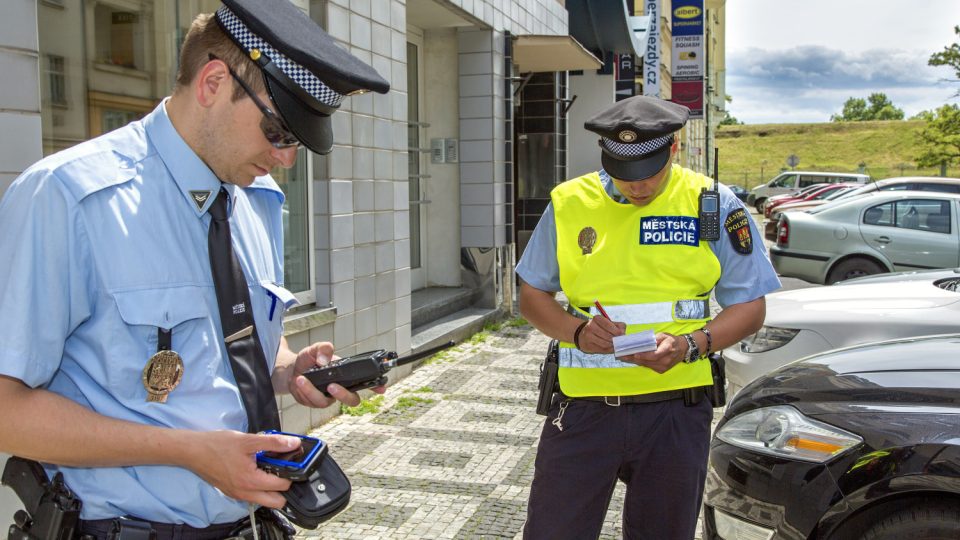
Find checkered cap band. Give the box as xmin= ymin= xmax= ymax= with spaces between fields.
xmin=601 ymin=134 xmax=673 ymax=158
xmin=216 ymin=6 xmax=343 ymax=109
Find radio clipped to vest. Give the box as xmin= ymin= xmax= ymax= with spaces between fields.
xmin=698 ymin=148 xmax=722 ymax=241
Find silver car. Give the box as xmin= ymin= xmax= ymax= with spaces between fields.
xmin=770 ymin=190 xmax=960 ymax=284
xmin=724 ymin=272 xmax=960 ymax=399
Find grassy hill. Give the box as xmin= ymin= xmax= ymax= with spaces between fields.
xmin=715 ymin=120 xmax=953 ymax=189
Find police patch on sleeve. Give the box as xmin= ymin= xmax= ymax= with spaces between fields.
xmin=724 ymin=208 xmax=753 ymax=255
xmin=639 ymin=216 xmax=699 ymax=246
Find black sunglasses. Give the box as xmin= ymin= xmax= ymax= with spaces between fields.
xmin=208 ymin=54 xmax=300 ymax=149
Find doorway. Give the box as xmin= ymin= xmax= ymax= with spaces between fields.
xmin=407 ymin=28 xmax=427 ymax=291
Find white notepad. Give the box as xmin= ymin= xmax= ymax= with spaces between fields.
xmin=612 ymin=330 xmax=657 ymax=357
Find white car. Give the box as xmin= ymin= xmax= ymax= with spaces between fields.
xmin=723 ymin=271 xmax=960 ymax=399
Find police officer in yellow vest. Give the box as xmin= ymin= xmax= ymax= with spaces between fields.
xmin=516 ymin=96 xmax=781 ymax=539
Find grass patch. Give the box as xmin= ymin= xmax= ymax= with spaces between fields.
xmin=409 ymin=386 xmax=434 ymax=393
xmin=393 ymin=396 xmax=436 ymax=411
xmin=421 ymin=349 xmax=456 ymax=366
xmin=483 ymin=320 xmax=504 ymax=332
xmin=505 ymin=317 xmax=528 ymax=327
xmin=340 ymin=395 xmax=384 ymax=416
xmin=467 ymin=331 xmax=490 ymax=345
xmin=715 ymin=120 xmax=956 ymax=189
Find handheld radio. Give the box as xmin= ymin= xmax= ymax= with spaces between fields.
xmin=304 ymin=341 xmax=455 ymax=396
xmin=699 ymin=148 xmax=721 ymax=241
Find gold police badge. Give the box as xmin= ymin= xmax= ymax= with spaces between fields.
xmin=142 ymin=350 xmax=184 ymax=403
xmin=578 ymin=226 xmax=597 ymax=255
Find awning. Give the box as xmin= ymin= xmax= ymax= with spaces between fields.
xmin=512 ymin=35 xmax=603 ymax=73
xmin=567 ymin=0 xmax=645 ymax=57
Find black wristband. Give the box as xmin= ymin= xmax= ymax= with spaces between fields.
xmin=573 ymin=320 xmax=589 ymax=350
xmin=699 ymin=327 xmax=713 ymax=355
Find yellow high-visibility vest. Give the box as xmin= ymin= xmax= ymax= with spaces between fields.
xmin=552 ymin=165 xmax=720 ymax=397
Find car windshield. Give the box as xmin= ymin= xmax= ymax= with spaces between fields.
xmin=768 ymin=174 xmax=795 ymax=188
xmin=809 ymin=187 xmax=843 ymax=200
xmin=797 ymin=183 xmax=828 ymax=196
xmin=809 ymin=192 xmax=869 ymax=214
xmin=824 ymin=186 xmax=856 ymax=200
xmin=833 ymin=184 xmax=873 ymax=200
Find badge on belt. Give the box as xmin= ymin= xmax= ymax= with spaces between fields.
xmin=143 ymin=328 xmax=183 ymax=403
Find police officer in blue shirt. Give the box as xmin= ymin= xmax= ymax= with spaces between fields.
xmin=0 ymin=0 xmax=388 ymax=537
xmin=517 ymin=96 xmax=781 ymax=539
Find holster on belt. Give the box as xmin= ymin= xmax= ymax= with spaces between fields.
xmin=536 ymin=340 xmax=560 ymax=416
xmin=705 ymin=352 xmax=726 ymax=408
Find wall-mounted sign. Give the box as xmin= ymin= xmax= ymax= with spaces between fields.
xmin=643 ymin=0 xmax=660 ymax=97
xmin=670 ymin=0 xmax=704 ymax=118
xmin=615 ymin=53 xmax=636 ymax=101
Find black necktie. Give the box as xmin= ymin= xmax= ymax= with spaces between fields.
xmin=208 ymin=187 xmax=281 ymax=433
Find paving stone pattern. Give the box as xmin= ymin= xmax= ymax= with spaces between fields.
xmin=301 ymin=325 xmax=705 ymax=539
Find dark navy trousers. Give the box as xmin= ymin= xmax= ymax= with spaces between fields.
xmin=523 ymin=397 xmax=713 ymax=540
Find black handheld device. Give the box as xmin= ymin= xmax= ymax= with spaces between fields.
xmin=256 ymin=431 xmax=327 ymax=482
xmin=304 ymin=341 xmax=455 ymax=397
xmin=536 ymin=340 xmax=560 ymax=416
xmin=2 ymin=456 xmax=82 ymax=540
xmin=699 ymin=147 xmax=721 ymax=241
xmin=705 ymin=353 xmax=727 ymax=408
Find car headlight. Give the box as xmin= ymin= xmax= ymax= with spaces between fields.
xmin=739 ymin=326 xmax=800 ymax=353
xmin=717 ymin=405 xmax=863 ymax=463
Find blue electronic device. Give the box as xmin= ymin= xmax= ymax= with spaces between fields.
xmin=256 ymin=430 xmax=327 ymax=481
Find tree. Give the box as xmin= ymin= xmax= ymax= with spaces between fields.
xmin=915 ymin=104 xmax=960 ymax=173
xmin=830 ymin=92 xmax=905 ymax=122
xmin=719 ymin=113 xmax=742 ymax=126
xmin=929 ymin=25 xmax=960 ymax=96
xmin=719 ymin=95 xmax=742 ymax=125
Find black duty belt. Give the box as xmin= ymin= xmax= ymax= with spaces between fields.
xmin=78 ymin=517 xmax=245 ymax=540
xmin=563 ymin=389 xmax=685 ymax=406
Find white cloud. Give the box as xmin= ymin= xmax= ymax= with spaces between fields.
xmin=724 ymin=0 xmax=960 ymax=123
xmin=727 ymin=46 xmax=957 ymax=123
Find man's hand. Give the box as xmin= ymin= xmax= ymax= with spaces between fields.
xmin=577 ymin=315 xmax=626 ymax=354
xmin=182 ymin=430 xmax=298 ymax=509
xmin=283 ymin=341 xmax=386 ymax=408
xmin=621 ymin=332 xmax=688 ymax=373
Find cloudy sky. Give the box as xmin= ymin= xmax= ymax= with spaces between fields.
xmin=725 ymin=0 xmax=960 ymax=124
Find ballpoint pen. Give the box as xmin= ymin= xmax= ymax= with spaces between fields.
xmin=593 ymin=300 xmax=611 ymax=319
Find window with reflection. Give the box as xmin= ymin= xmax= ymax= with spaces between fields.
xmin=37 ymin=0 xmax=314 ymax=298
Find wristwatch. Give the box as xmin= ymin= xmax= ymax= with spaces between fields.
xmin=682 ymin=333 xmax=700 ymax=363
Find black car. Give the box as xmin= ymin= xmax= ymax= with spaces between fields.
xmin=728 ymin=184 xmax=750 ymax=202
xmin=703 ymin=335 xmax=960 ymax=540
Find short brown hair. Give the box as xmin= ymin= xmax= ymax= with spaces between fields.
xmin=175 ymin=13 xmax=264 ymax=100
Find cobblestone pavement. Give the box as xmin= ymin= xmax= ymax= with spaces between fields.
xmin=298 ymin=321 xmax=708 ymax=539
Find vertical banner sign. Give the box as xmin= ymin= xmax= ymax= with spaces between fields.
xmin=671 ymin=0 xmax=704 ymax=118
xmin=615 ymin=54 xmax=636 ymax=101
xmin=643 ymin=0 xmax=660 ymax=97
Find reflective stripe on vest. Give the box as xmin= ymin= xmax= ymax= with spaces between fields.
xmin=552 ymin=166 xmax=721 ymax=397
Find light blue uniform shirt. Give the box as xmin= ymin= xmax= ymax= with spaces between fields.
xmin=516 ymin=169 xmax=781 ymax=307
xmin=0 ymin=101 xmax=298 ymax=525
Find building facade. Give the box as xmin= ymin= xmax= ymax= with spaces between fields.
xmin=0 ymin=0 xmax=726 ymax=523
xmin=0 ymin=0 xmax=726 ymax=429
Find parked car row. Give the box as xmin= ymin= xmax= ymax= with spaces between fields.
xmin=762 ymin=183 xmax=860 ymax=240
xmin=746 ymin=171 xmax=869 ymax=212
xmin=706 ymin=271 xmax=960 ymax=540
xmin=705 ymin=174 xmax=960 ymax=540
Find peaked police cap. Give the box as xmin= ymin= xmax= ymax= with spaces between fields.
xmin=217 ymin=0 xmax=390 ymax=154
xmin=584 ymin=96 xmax=690 ymax=181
